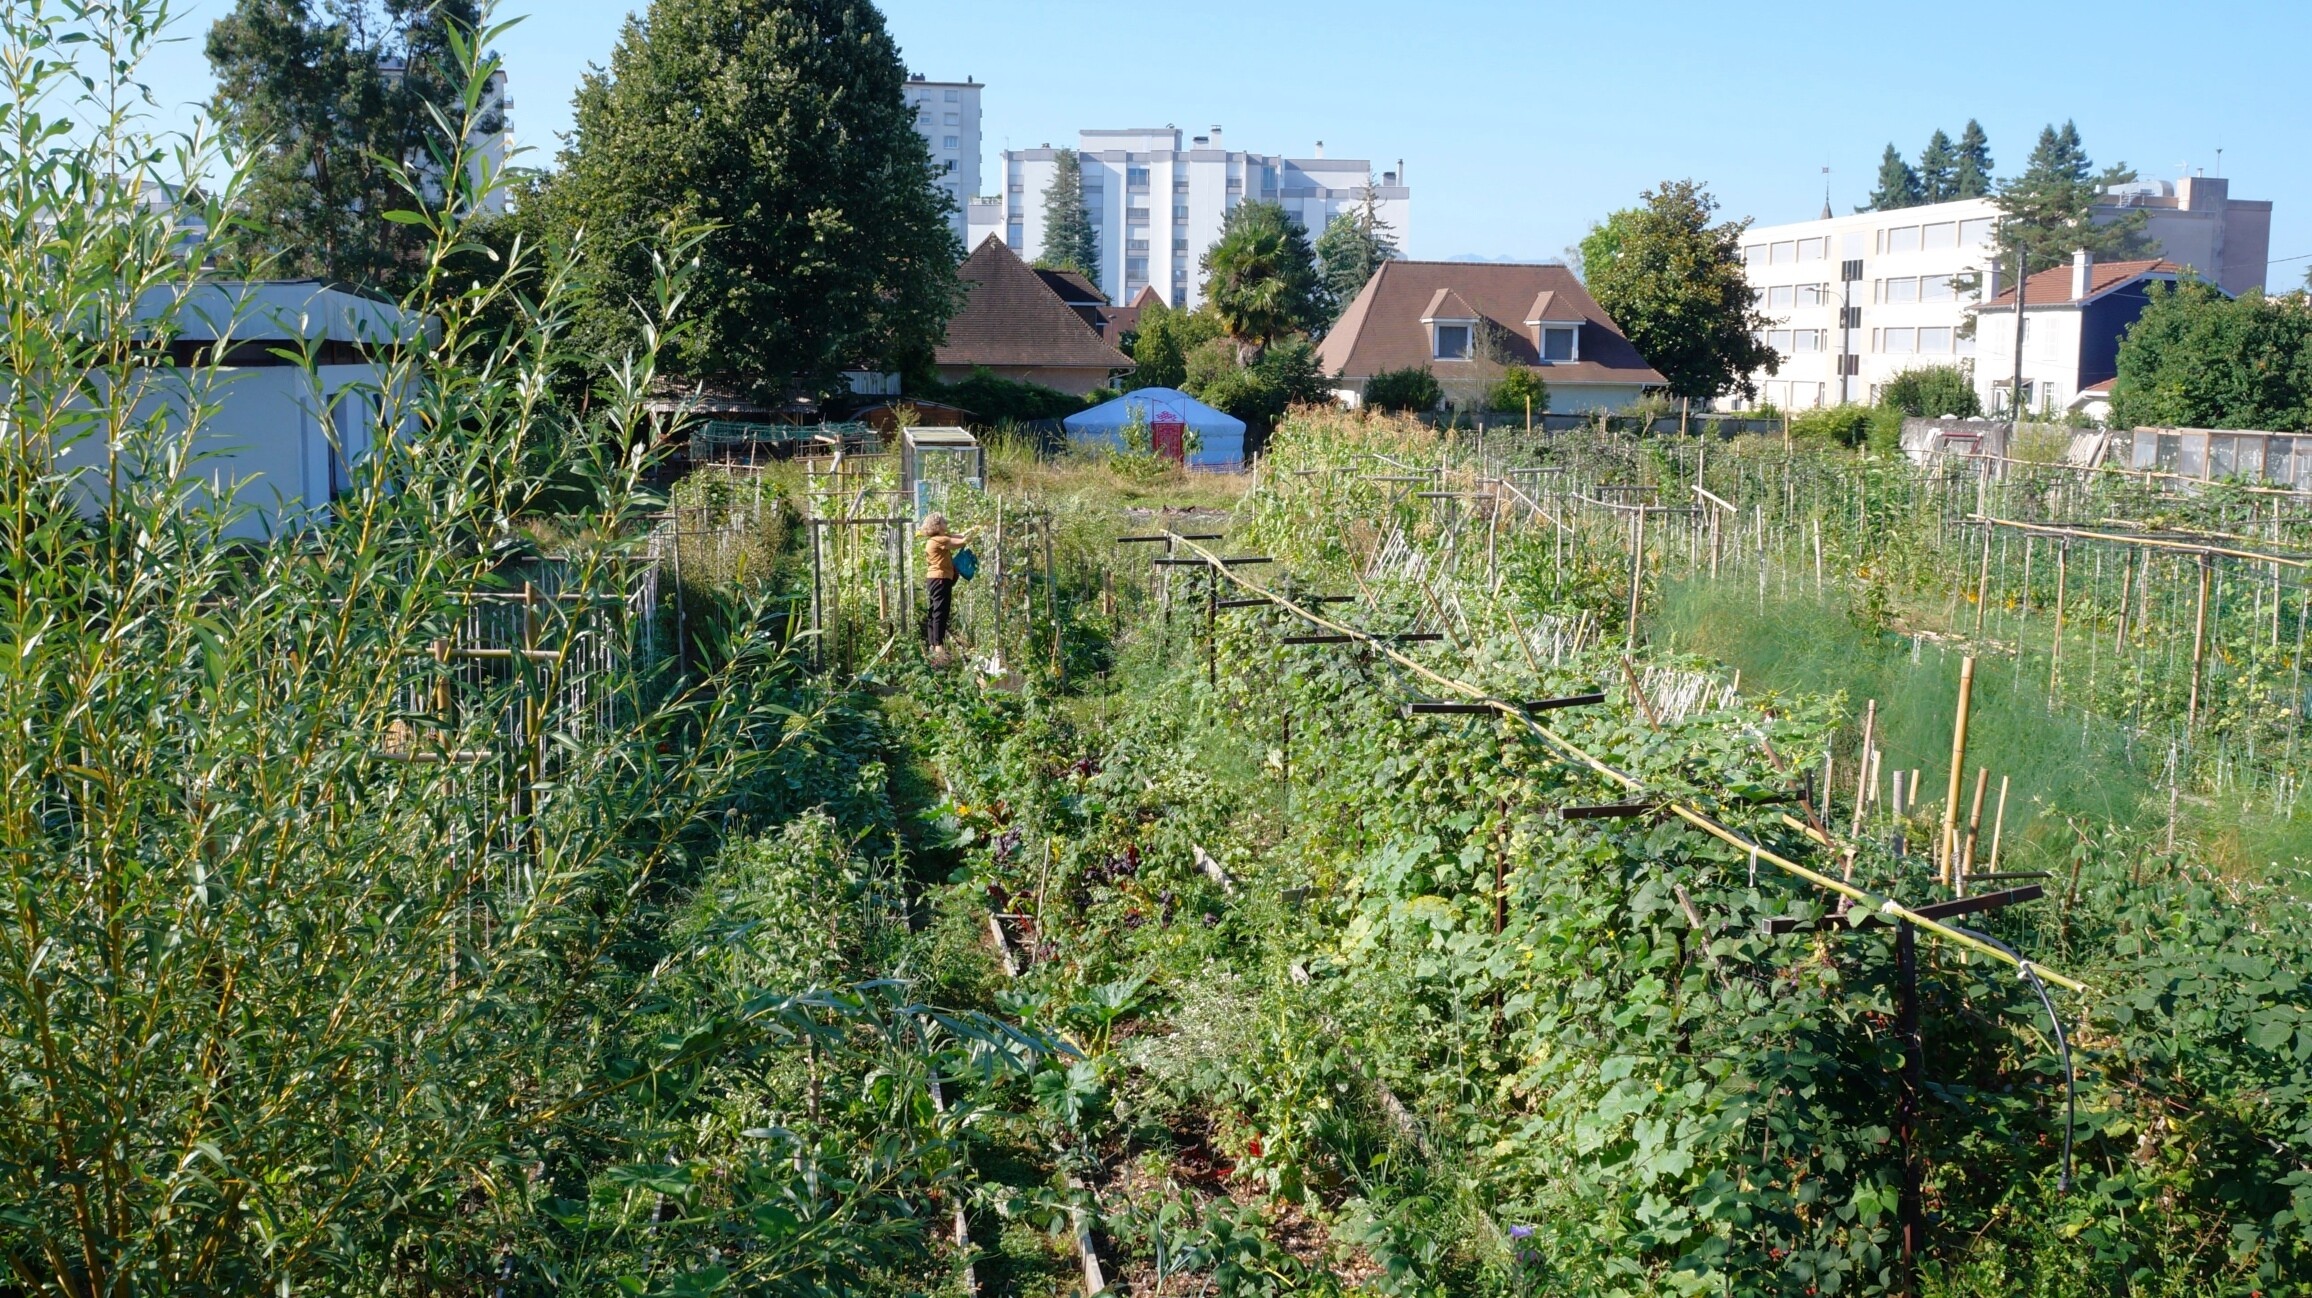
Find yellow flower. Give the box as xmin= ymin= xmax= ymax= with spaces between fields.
xmin=955 ymin=804 xmax=972 ymax=818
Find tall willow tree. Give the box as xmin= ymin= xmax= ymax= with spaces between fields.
xmin=542 ymin=0 xmax=961 ymax=400
xmin=0 ymin=5 xmax=1030 ymax=1292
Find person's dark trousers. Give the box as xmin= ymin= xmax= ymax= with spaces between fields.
xmin=925 ymin=577 xmax=955 ymax=648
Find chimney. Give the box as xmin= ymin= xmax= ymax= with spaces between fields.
xmin=1397 ymin=158 xmax=1406 ymax=185
xmin=1314 ymin=140 xmax=1324 ymax=158
xmin=2071 ymin=248 xmax=2092 ymax=301
xmin=1210 ymin=125 xmax=1223 ymax=149
xmin=1985 ymin=261 xmax=2003 ymax=301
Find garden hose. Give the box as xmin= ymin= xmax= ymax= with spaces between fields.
xmin=1951 ymin=923 xmax=2078 ymax=1195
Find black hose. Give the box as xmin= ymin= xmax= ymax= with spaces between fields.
xmin=1950 ymin=923 xmax=2076 ymax=1194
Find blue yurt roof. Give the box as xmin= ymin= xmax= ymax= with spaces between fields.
xmin=1063 ymin=387 xmax=1246 ymax=467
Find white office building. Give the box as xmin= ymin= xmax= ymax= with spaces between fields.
xmin=968 ymin=127 xmax=1410 ymax=308
xmin=904 ymin=74 xmax=981 ymax=244
xmin=1731 ymin=175 xmax=2271 ymax=412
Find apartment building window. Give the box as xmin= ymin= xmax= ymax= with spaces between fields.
xmin=1767 ymin=285 xmax=1795 ymax=308
xmin=1921 ymin=221 xmax=1957 ymax=250
xmin=1883 ymin=225 xmax=1922 ymax=254
xmin=1540 ymin=327 xmax=1576 ymax=362
xmin=1878 ymin=277 xmax=1919 ymax=304
xmin=1172 ymin=238 xmax=1188 ymax=254
xmin=1127 ymin=258 xmax=1149 ymax=278
xmin=1793 ymin=330 xmax=1825 ymax=353
xmin=1173 ymin=205 xmax=1189 ymax=221
xmin=941 ymin=160 xmax=955 ymax=173
xmin=1878 ymin=327 xmax=1916 ymax=354
xmin=1432 ymin=324 xmax=1472 ymax=361
xmin=1918 ymin=326 xmax=1953 ymax=353
xmin=1920 ymin=275 xmax=1954 ymax=303
xmin=1959 ymin=217 xmax=1994 ymax=245
xmin=1126 ymin=167 xmax=1150 ymax=190
xmin=944 ymin=113 xmax=959 ymax=126
xmin=944 ymin=88 xmax=958 ymax=101
xmin=1006 ymin=223 xmax=1022 ymax=248
xmin=1796 ymin=236 xmax=1827 ymax=260
xmin=1795 ymin=284 xmax=1830 ymax=307
xmin=1766 ymin=329 xmax=1794 ymax=354
xmin=942 ymin=136 xmax=958 ymax=150
xmin=1126 ymin=239 xmax=1150 ymax=253
xmin=1770 ymin=241 xmax=1795 ymax=265
xmin=1742 ymin=244 xmax=1764 ymax=264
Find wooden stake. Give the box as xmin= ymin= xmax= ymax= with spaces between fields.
xmin=1987 ymin=773 xmax=2010 ymax=873
xmin=1959 ymin=766 xmax=1989 ymax=895
xmin=2188 ymin=553 xmax=2212 ymax=729
xmin=1626 ymin=504 xmax=1646 ymax=653
xmin=1940 ymin=657 xmax=1976 ymax=884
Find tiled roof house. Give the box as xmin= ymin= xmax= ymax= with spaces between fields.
xmin=1970 ymin=253 xmax=2188 ymax=415
xmin=1315 ymin=261 xmax=1663 ymax=412
xmin=938 ymin=238 xmax=1134 ymax=395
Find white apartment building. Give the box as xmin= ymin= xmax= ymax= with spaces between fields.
xmin=1731 ymin=175 xmax=2271 ymax=413
xmin=904 ymin=74 xmax=981 ymax=244
xmin=967 ymin=127 xmax=1409 ymax=308
xmin=380 ymin=61 xmax=513 ymax=214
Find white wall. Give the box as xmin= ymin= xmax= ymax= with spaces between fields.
xmin=50 ymin=364 xmax=399 ymax=540
xmin=906 ymin=77 xmax=982 ymax=244
xmin=1972 ymin=308 xmax=2087 ymax=416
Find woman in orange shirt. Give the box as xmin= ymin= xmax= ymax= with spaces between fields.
xmin=919 ymin=513 xmax=974 ymax=654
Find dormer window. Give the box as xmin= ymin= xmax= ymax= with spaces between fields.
xmin=1433 ymin=323 xmax=1472 ymax=361
xmin=1539 ymin=326 xmax=1577 ymax=362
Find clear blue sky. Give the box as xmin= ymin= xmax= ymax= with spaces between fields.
xmin=139 ymin=0 xmax=2312 ymax=285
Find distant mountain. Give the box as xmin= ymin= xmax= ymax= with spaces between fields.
xmin=1444 ymin=252 xmax=1565 ymax=265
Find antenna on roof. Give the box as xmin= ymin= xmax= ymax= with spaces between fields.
xmin=1820 ymin=165 xmax=1832 ymax=221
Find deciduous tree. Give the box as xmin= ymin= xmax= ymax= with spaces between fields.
xmin=544 ymin=0 xmax=960 ymax=399
xmin=2112 ymin=280 xmax=2312 ymax=431
xmin=1584 ymin=179 xmax=1777 ymax=403
xmin=206 ymin=0 xmax=491 ymax=292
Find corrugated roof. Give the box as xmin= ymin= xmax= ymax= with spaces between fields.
xmin=938 ymin=237 xmax=1136 ymax=373
xmin=1315 ymin=261 xmax=1663 ymax=385
xmin=1978 ymin=259 xmax=2182 ymax=310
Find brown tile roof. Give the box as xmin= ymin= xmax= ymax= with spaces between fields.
xmin=1033 ymin=267 xmax=1106 ymax=307
xmin=1100 ymin=284 xmax=1165 ymax=339
xmin=1316 ymin=260 xmax=1662 ymax=386
xmin=1978 ymin=258 xmax=2182 ymax=310
xmin=939 ymin=237 xmax=1135 ymax=373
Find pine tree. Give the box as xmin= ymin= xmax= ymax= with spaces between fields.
xmin=545 ymin=0 xmax=960 ymax=398
xmin=1994 ymin=120 xmax=2148 ymax=276
xmin=1917 ymin=129 xmax=1958 ymax=203
xmin=1953 ymin=119 xmax=1994 ymax=198
xmin=1038 ymin=149 xmax=1100 ymax=290
xmin=207 ymin=0 xmax=491 ymax=293
xmin=1863 ymin=143 xmax=1923 ymax=212
xmin=1313 ymin=178 xmax=1399 ymax=325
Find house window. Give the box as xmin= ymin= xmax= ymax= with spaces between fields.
xmin=1433 ymin=324 xmax=1472 ymax=360
xmin=1541 ymin=327 xmax=1576 ymax=362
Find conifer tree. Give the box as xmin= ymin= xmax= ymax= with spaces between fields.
xmin=1863 ymin=143 xmax=1923 ymax=211
xmin=1994 ymin=120 xmax=2147 ymax=274
xmin=1038 ymin=148 xmax=1101 ymax=290
xmin=1314 ymin=178 xmax=1399 ymax=325
xmin=1954 ymin=119 xmax=1994 ymax=198
xmin=1918 ymin=129 xmax=1958 ymax=203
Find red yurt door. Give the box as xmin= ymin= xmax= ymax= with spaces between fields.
xmin=1152 ymin=412 xmax=1186 ymax=462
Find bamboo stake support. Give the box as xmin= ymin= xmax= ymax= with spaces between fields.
xmin=2188 ymin=553 xmax=2212 ymax=729
xmin=1959 ymin=766 xmax=1990 ymax=895
xmin=1940 ymin=657 xmax=1976 ymax=885
xmin=1989 ymin=774 xmax=2010 ymax=872
xmin=1626 ymin=504 xmax=1646 ymax=653
xmin=2051 ymin=539 xmax=2069 ymax=693
xmin=1163 ymin=534 xmax=2089 ymax=995
xmin=1850 ymin=700 xmax=1877 ymax=841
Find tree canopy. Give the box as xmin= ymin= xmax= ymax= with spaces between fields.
xmin=1993 ymin=121 xmax=2147 ymax=276
xmin=1863 ymin=144 xmax=1923 ymax=212
xmin=1917 ymin=130 xmax=1958 ymax=203
xmin=1199 ymin=201 xmax=1325 ymax=360
xmin=1038 ymin=148 xmax=1100 ymax=289
xmin=1313 ymin=183 xmax=1399 ymax=323
xmin=540 ymin=0 xmax=959 ymax=398
xmin=1575 ymin=209 xmax=1636 ymax=284
xmin=206 ymin=0 xmax=491 ymax=292
xmin=1954 ymin=120 xmax=1994 ymax=198
xmin=2111 ymin=281 xmax=2312 ymax=431
xmin=1121 ymin=299 xmax=1224 ymax=392
xmin=1584 ymin=180 xmax=1776 ymax=402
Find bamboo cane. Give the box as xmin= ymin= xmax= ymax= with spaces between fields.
xmin=1959 ymin=766 xmax=1990 ymax=896
xmin=1940 ymin=657 xmax=1976 ymax=884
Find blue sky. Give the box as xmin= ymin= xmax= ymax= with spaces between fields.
xmin=140 ymin=0 xmax=2311 ymax=285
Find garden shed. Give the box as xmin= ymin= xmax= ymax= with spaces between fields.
xmin=1064 ymin=387 xmax=1247 ymax=470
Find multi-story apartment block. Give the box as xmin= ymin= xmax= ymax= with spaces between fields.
xmin=967 ymin=127 xmax=1409 ymax=308
xmin=1730 ymin=175 xmax=2271 ymax=414
xmin=904 ymin=74 xmax=981 ymax=244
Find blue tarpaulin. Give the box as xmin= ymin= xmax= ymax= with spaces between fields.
xmin=1062 ymin=387 xmax=1246 ymax=469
